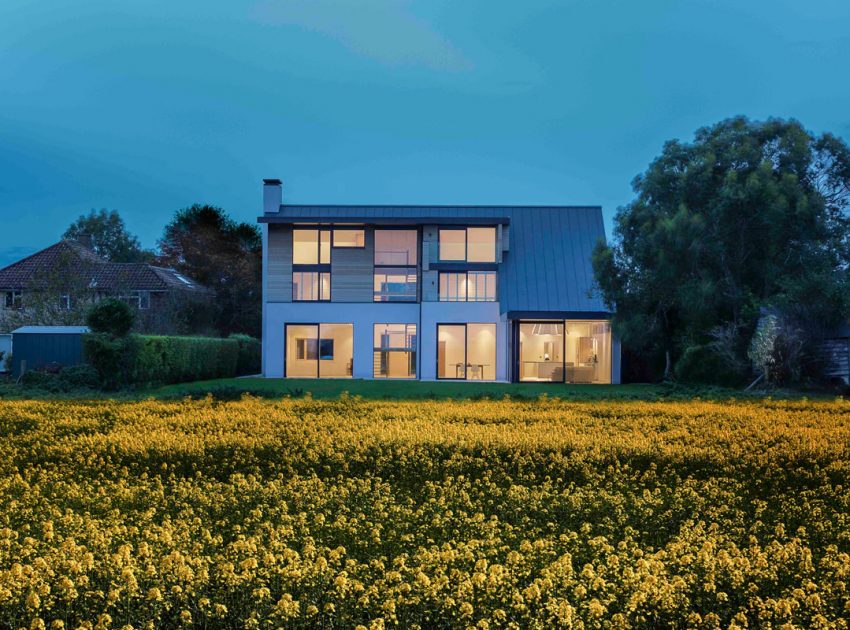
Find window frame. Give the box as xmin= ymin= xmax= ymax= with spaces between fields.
xmin=292 ymin=228 xmax=332 ymax=265
xmin=332 ymin=228 xmax=366 ymax=249
xmin=436 ymin=322 xmax=497 ymax=381
xmin=438 ymin=271 xmax=497 ymax=302
xmin=118 ymin=290 xmax=150 ymax=310
xmin=284 ymin=322 xmax=354 ymax=379
xmin=292 ymin=270 xmax=331 ymax=302
xmin=438 ymin=228 xmax=467 ymax=262
xmin=373 ymin=228 xmax=419 ymax=303
xmin=373 ymin=323 xmax=417 ymax=379
xmin=437 ymin=227 xmax=497 ymax=263
xmin=5 ymin=290 xmax=22 ymax=310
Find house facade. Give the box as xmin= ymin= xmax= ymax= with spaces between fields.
xmin=0 ymin=239 xmax=211 ymax=333
xmin=259 ymin=179 xmax=620 ymax=383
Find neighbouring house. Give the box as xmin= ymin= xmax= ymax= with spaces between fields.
xmin=0 ymin=239 xmax=211 ymax=334
xmin=258 ymin=179 xmax=621 ymax=383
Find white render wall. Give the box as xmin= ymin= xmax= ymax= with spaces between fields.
xmin=264 ymin=302 xmax=420 ymax=379
xmin=262 ymin=301 xmax=508 ymax=381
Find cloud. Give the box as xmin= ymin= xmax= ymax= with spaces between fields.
xmin=251 ymin=0 xmax=471 ymax=71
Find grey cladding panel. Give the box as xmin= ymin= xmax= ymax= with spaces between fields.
xmin=267 ymin=225 xmax=292 ymax=302
xmin=331 ymin=229 xmax=374 ymax=302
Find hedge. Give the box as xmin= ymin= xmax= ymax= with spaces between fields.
xmin=83 ymin=334 xmax=259 ymax=389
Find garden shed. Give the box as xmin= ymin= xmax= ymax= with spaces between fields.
xmin=11 ymin=326 xmax=89 ymax=378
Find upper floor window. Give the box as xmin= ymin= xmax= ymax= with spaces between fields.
xmin=375 ymin=230 xmax=417 ymax=266
xmin=4 ymin=290 xmax=22 ymax=310
xmin=374 ymin=230 xmax=417 ymax=302
xmin=438 ymin=227 xmax=496 ymax=263
xmin=293 ymin=229 xmax=331 ymax=265
xmin=439 ymin=271 xmax=497 ymax=302
xmin=293 ymin=271 xmax=331 ymax=301
xmin=333 ymin=229 xmax=365 ymax=248
xmin=58 ymin=294 xmax=74 ymax=310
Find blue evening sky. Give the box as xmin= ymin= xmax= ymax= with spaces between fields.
xmin=1 ymin=0 xmax=849 ymax=266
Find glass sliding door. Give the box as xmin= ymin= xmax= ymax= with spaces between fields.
xmin=286 ymin=324 xmax=319 ymax=377
xmin=374 ymin=324 xmax=417 ymax=378
xmin=518 ymin=322 xmax=564 ymax=382
xmin=437 ymin=323 xmax=496 ymax=380
xmin=286 ymin=323 xmax=353 ymax=378
xmin=564 ymin=321 xmax=612 ymax=384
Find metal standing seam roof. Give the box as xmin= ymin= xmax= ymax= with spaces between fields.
xmin=261 ymin=205 xmax=609 ymax=313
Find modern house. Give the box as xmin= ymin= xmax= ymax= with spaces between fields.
xmin=259 ymin=179 xmax=620 ymax=383
xmin=0 ymin=239 xmax=211 ymax=333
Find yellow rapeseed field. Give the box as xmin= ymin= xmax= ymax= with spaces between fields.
xmin=1 ymin=395 xmax=849 ymax=629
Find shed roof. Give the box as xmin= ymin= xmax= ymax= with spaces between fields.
xmin=261 ymin=204 xmax=609 ymax=313
xmin=12 ymin=326 xmax=90 ymax=335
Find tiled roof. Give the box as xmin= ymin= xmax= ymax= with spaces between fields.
xmin=261 ymin=205 xmax=609 ymax=313
xmin=0 ymin=240 xmax=210 ymax=294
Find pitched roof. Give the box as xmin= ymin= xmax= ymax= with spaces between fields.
xmin=261 ymin=205 xmax=609 ymax=313
xmin=0 ymin=240 xmax=210 ymax=294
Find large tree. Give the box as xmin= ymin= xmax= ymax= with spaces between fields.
xmin=593 ymin=117 xmax=850 ymax=380
xmin=157 ymin=204 xmax=262 ymax=337
xmin=64 ymin=209 xmax=153 ymax=262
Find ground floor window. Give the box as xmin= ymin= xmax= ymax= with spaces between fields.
xmin=373 ymin=324 xmax=416 ymax=378
xmin=285 ymin=323 xmax=353 ymax=378
xmin=518 ymin=319 xmax=611 ymax=383
xmin=437 ymin=323 xmax=496 ymax=380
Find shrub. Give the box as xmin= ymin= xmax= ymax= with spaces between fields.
xmin=58 ymin=364 xmax=101 ymax=390
xmin=674 ymin=343 xmax=748 ymax=387
xmin=82 ymin=333 xmax=134 ymax=390
xmin=229 ymin=334 xmax=261 ymax=375
xmin=86 ymin=298 xmax=135 ymax=337
xmin=84 ymin=333 xmax=241 ymax=389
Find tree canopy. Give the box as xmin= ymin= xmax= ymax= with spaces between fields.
xmin=593 ymin=117 xmax=850 ymax=380
xmin=64 ymin=209 xmax=152 ymax=263
xmin=157 ymin=204 xmax=262 ymax=337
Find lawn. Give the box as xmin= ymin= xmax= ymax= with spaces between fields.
xmin=147 ymin=376 xmax=824 ymax=402
xmin=1 ymin=395 xmax=848 ymax=628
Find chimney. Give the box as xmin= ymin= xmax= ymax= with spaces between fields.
xmin=263 ymin=179 xmax=282 ymax=214
xmin=76 ymin=234 xmax=94 ymax=250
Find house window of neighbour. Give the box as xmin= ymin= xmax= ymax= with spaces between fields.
xmin=58 ymin=294 xmax=73 ymax=310
xmin=439 ymin=271 xmax=496 ymax=302
xmin=438 ymin=227 xmax=497 ymax=263
xmin=119 ymin=290 xmax=150 ymax=309
xmin=5 ymin=290 xmax=22 ymax=309
xmin=333 ymin=229 xmax=365 ymax=248
xmin=292 ymin=271 xmax=331 ymax=301
xmin=293 ymin=229 xmax=331 ymax=265
xmin=373 ymin=324 xmax=417 ymax=378
xmin=286 ymin=323 xmax=353 ymax=378
xmin=374 ymin=230 xmax=417 ymax=302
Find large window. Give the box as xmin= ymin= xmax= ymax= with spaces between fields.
xmin=374 ymin=324 xmax=417 ymax=379
xmin=374 ymin=230 xmax=417 ymax=302
xmin=517 ymin=320 xmax=611 ymax=384
xmin=438 ymin=227 xmax=496 ymax=263
xmin=292 ymin=271 xmax=331 ymax=301
xmin=286 ymin=323 xmax=353 ymax=378
xmin=333 ymin=229 xmax=365 ymax=248
xmin=437 ymin=323 xmax=496 ymax=380
xmin=293 ymin=229 xmax=332 ymax=301
xmin=293 ymin=229 xmax=331 ymax=265
xmin=439 ymin=271 xmax=496 ymax=302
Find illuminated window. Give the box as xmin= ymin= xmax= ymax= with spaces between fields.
xmin=333 ymin=229 xmax=365 ymax=248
